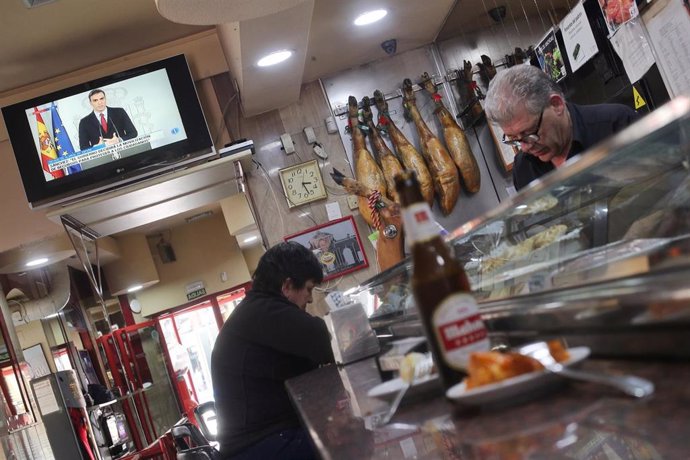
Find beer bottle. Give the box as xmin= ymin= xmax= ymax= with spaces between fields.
xmin=395 ymin=170 xmax=489 ymax=391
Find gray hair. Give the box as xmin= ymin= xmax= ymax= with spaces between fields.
xmin=484 ymin=65 xmax=563 ymax=124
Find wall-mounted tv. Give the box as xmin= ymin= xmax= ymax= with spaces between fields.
xmin=2 ymin=54 xmax=215 ymax=209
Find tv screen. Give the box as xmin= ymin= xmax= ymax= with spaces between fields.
xmin=2 ymin=54 xmax=215 ymax=208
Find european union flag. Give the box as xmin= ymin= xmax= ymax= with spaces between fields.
xmin=50 ymin=103 xmax=82 ymax=174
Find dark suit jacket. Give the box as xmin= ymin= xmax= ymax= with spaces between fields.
xmin=78 ymin=106 xmax=138 ymax=150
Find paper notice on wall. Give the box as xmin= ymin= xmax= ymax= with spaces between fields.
xmin=34 ymin=379 xmax=60 ymax=416
xmin=326 ymin=201 xmax=342 ymax=221
xmin=609 ymin=20 xmax=655 ymax=84
xmin=645 ymin=0 xmax=690 ymax=97
xmin=561 ymin=2 xmax=599 ymax=72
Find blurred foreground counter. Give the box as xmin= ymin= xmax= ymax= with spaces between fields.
xmin=286 ymin=358 xmax=690 ymax=459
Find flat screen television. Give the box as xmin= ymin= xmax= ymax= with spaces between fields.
xmin=2 ymin=54 xmax=215 ymax=208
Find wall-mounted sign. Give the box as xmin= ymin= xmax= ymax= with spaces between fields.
xmin=536 ymin=29 xmax=567 ymax=82
xmin=186 ymin=280 xmax=206 ymax=301
xmin=561 ymin=2 xmax=599 ymax=73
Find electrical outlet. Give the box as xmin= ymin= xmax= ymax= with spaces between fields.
xmin=280 ymin=133 xmax=295 ymax=154
xmin=346 ymin=195 xmax=359 ymax=210
xmin=303 ymin=126 xmax=317 ymax=144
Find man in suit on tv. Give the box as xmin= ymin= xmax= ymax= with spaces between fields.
xmin=78 ymin=89 xmax=138 ymax=151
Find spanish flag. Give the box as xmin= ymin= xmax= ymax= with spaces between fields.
xmin=34 ymin=107 xmax=64 ymax=179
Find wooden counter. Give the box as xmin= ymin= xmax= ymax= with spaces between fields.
xmin=286 ymin=357 xmax=690 ymax=459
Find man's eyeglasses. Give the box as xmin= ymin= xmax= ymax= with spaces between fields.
xmin=502 ymin=109 xmax=544 ymax=147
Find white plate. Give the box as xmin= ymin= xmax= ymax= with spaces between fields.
xmin=367 ymin=373 xmax=440 ymax=400
xmin=445 ymin=346 xmax=591 ymax=405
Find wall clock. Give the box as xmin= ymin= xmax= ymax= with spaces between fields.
xmin=279 ymin=159 xmax=328 ymax=208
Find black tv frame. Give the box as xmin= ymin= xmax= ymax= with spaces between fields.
xmin=2 ymin=54 xmax=215 ymax=209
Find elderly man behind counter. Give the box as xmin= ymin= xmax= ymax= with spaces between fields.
xmin=484 ymin=65 xmax=639 ymax=190
xmin=211 ymin=242 xmax=334 ymax=460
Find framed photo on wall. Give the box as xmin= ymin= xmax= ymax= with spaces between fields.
xmin=284 ymin=216 xmax=369 ymax=282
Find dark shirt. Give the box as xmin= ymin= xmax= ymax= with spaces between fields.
xmin=211 ymin=289 xmax=334 ymax=457
xmin=512 ymin=103 xmax=639 ymax=190
xmin=78 ymin=106 xmax=138 ymax=150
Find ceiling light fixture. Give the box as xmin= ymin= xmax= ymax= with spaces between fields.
xmin=354 ymin=9 xmax=388 ymax=26
xmin=127 ymin=285 xmax=144 ymax=293
xmin=243 ymin=235 xmax=258 ymax=244
xmin=257 ymin=50 xmax=293 ymax=67
xmin=26 ymin=257 xmax=49 ymax=267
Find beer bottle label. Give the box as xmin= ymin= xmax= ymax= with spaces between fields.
xmin=400 ymin=202 xmax=438 ymax=243
xmin=432 ymin=293 xmax=489 ymax=370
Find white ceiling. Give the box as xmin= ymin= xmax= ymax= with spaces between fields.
xmin=0 ymin=0 xmax=208 ymax=94
xmin=0 ymin=0 xmax=572 ymax=114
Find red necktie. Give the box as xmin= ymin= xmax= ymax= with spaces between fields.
xmin=100 ymin=113 xmax=108 ymax=134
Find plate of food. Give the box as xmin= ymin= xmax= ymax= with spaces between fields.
xmin=368 ymin=352 xmax=441 ymax=400
xmin=367 ymin=373 xmax=441 ymax=400
xmin=446 ymin=344 xmax=590 ymax=405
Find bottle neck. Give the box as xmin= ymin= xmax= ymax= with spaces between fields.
xmin=400 ymin=201 xmax=439 ymax=244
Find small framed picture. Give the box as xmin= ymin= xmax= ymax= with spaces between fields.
xmin=284 ymin=216 xmax=369 ymax=282
xmin=488 ymin=123 xmax=517 ymax=172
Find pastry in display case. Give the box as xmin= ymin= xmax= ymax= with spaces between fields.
xmin=359 ymin=96 xmax=690 ymax=357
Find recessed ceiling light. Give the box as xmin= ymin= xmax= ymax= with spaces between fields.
xmin=26 ymin=257 xmax=49 ymax=267
xmin=257 ymin=50 xmax=293 ymax=67
xmin=243 ymin=235 xmax=258 ymax=244
xmin=354 ymin=9 xmax=388 ymax=26
xmin=127 ymin=285 xmax=144 ymax=293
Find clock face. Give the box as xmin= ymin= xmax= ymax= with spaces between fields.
xmin=279 ymin=160 xmax=327 ymax=208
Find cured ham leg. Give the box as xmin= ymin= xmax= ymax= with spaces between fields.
xmin=420 ymin=72 xmax=481 ymax=194
xmin=361 ymin=96 xmax=404 ymax=204
xmin=349 ymin=95 xmax=387 ymax=227
xmin=457 ymin=61 xmax=483 ymax=122
xmin=331 ymin=168 xmax=403 ymax=272
xmin=402 ymin=78 xmax=460 ymax=215
xmin=373 ymin=90 xmax=434 ymax=207
xmin=476 ymin=55 xmax=497 ymax=85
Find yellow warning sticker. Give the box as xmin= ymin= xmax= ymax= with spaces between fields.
xmin=633 ymin=87 xmax=646 ymax=110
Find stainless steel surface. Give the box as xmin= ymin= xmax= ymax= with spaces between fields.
xmin=45 ymin=154 xmax=247 ymax=236
xmin=321 ymin=44 xmax=502 ymax=233
xmin=518 ymin=342 xmax=655 ymax=398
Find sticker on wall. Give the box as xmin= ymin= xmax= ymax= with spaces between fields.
xmin=633 ymin=87 xmax=647 ymax=110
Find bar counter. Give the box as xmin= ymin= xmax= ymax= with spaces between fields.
xmin=286 ymin=357 xmax=690 ymax=459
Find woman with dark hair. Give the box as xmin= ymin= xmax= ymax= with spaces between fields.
xmin=211 ymin=242 xmax=334 ymax=460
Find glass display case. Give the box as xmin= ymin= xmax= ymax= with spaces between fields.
xmin=358 ymin=96 xmax=690 ymax=357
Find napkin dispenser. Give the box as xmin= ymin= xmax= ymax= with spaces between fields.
xmin=324 ymin=301 xmax=380 ymax=365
